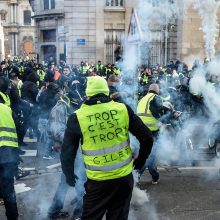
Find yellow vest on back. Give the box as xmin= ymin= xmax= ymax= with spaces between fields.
xmin=0 ymin=91 xmax=11 ymax=107
xmin=137 ymin=93 xmax=161 ymax=131
xmin=75 ymin=101 xmax=133 ymax=181
xmin=0 ymin=103 xmax=18 ymax=148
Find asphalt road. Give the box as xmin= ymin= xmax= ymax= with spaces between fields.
xmin=1 ymin=137 xmax=220 ymax=220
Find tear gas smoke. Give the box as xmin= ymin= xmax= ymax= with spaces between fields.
xmin=193 ymin=0 xmax=220 ymax=59
xmin=189 ymin=60 xmax=220 ymax=121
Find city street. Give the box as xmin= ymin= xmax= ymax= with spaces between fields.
xmin=1 ymin=138 xmax=220 ymax=220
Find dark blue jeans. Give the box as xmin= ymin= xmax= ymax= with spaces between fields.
xmin=139 ymin=131 xmax=159 ymax=181
xmin=0 ymin=162 xmax=18 ymax=220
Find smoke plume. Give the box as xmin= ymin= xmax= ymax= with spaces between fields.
xmin=193 ymin=0 xmax=220 ymax=59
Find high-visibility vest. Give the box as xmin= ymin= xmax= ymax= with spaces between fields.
xmin=137 ymin=93 xmax=161 ymax=131
xmin=113 ymin=68 xmax=121 ymax=75
xmin=81 ymin=66 xmax=88 ymax=75
xmin=143 ymin=74 xmax=148 ymax=83
xmin=0 ymin=103 xmax=18 ymax=148
xmin=0 ymin=91 xmax=11 ymax=107
xmin=18 ymin=66 xmax=24 ymax=75
xmin=104 ymin=67 xmax=111 ymax=76
xmin=37 ymin=70 xmax=46 ymax=81
xmin=75 ymin=101 xmax=133 ymax=181
xmin=96 ymin=64 xmax=103 ymax=71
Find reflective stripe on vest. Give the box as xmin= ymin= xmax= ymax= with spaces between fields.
xmin=137 ymin=93 xmax=161 ymax=131
xmin=0 ymin=92 xmax=11 ymax=107
xmin=82 ymin=66 xmax=88 ymax=75
xmin=82 ymin=140 xmax=129 ymax=156
xmin=0 ymin=104 xmax=18 ymax=148
xmin=0 ymin=136 xmax=18 ymax=142
xmin=85 ymin=155 xmax=132 ymax=171
xmin=37 ymin=70 xmax=46 ymax=81
xmin=75 ymin=101 xmax=133 ymax=181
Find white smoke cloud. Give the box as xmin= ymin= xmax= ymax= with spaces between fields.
xmin=193 ymin=0 xmax=220 ymax=59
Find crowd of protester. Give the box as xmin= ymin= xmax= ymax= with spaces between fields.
xmin=0 ymin=55 xmax=216 ymax=220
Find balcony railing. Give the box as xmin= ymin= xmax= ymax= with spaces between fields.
xmin=106 ymin=0 xmax=124 ymax=7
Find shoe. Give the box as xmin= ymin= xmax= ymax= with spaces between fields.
xmin=152 ymin=178 xmax=160 ymax=185
xmin=48 ymin=210 xmax=69 ymax=219
xmin=43 ymin=156 xmax=54 ymax=160
xmin=71 ymin=217 xmax=81 ymax=220
xmin=71 ymin=208 xmax=82 ymax=220
xmin=15 ymin=169 xmax=30 ymax=180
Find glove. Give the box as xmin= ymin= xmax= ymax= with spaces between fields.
xmin=66 ymin=174 xmax=78 ymax=187
xmin=133 ymin=158 xmax=146 ymax=170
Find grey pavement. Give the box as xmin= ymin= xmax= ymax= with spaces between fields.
xmin=1 ymin=138 xmax=220 ymax=220
xmin=1 ymin=167 xmax=220 ymax=220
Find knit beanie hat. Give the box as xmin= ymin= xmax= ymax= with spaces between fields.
xmin=86 ymin=76 xmax=109 ymax=97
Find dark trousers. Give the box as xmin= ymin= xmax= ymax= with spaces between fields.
xmin=0 ymin=163 xmax=18 ymax=220
xmin=82 ymin=173 xmax=134 ymax=220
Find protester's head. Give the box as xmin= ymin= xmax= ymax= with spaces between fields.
xmin=148 ymin=83 xmax=160 ymax=95
xmin=0 ymin=76 xmax=10 ymax=93
xmin=63 ymin=66 xmax=70 ymax=76
xmin=86 ymin=76 xmax=109 ymax=97
xmin=26 ymin=71 xmax=40 ymax=84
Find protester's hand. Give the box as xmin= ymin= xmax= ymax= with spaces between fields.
xmin=66 ymin=174 xmax=78 ymax=187
xmin=173 ymin=111 xmax=182 ymax=119
xmin=52 ymin=143 xmax=61 ymax=152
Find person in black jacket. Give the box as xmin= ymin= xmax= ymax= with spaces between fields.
xmin=38 ymin=83 xmax=61 ymax=159
xmin=21 ymin=71 xmax=40 ymax=139
xmin=61 ymin=76 xmax=153 ymax=220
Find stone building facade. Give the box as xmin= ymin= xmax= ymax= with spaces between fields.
xmin=31 ymin=0 xmax=220 ymax=66
xmin=0 ymin=0 xmax=35 ymax=60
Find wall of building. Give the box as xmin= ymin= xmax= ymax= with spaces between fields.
xmin=0 ymin=0 xmax=35 ymax=58
xmin=32 ymin=0 xmax=220 ymax=66
xmin=178 ymin=3 xmax=220 ymax=65
xmin=0 ymin=17 xmax=5 ymax=61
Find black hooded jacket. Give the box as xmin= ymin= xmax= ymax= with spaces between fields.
xmin=61 ymin=94 xmax=153 ymax=182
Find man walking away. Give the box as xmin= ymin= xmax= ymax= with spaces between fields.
xmin=61 ymin=76 xmax=153 ymax=220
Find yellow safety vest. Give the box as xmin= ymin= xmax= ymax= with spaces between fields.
xmin=0 ymin=103 xmax=18 ymax=148
xmin=143 ymin=75 xmax=148 ymax=83
xmin=0 ymin=91 xmax=11 ymax=107
xmin=18 ymin=66 xmax=24 ymax=75
xmin=81 ymin=66 xmax=88 ymax=75
xmin=37 ymin=70 xmax=46 ymax=81
xmin=96 ymin=64 xmax=103 ymax=71
xmin=137 ymin=93 xmax=161 ymax=131
xmin=75 ymin=101 xmax=133 ymax=181
xmin=113 ymin=68 xmax=121 ymax=75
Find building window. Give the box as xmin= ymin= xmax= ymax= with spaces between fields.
xmin=106 ymin=0 xmax=124 ymax=7
xmin=23 ymin=10 xmax=31 ymax=25
xmin=104 ymin=30 xmax=124 ymax=63
xmin=1 ymin=13 xmax=6 ymax=21
xmin=42 ymin=29 xmax=56 ymax=42
xmin=44 ymin=0 xmax=55 ymax=10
